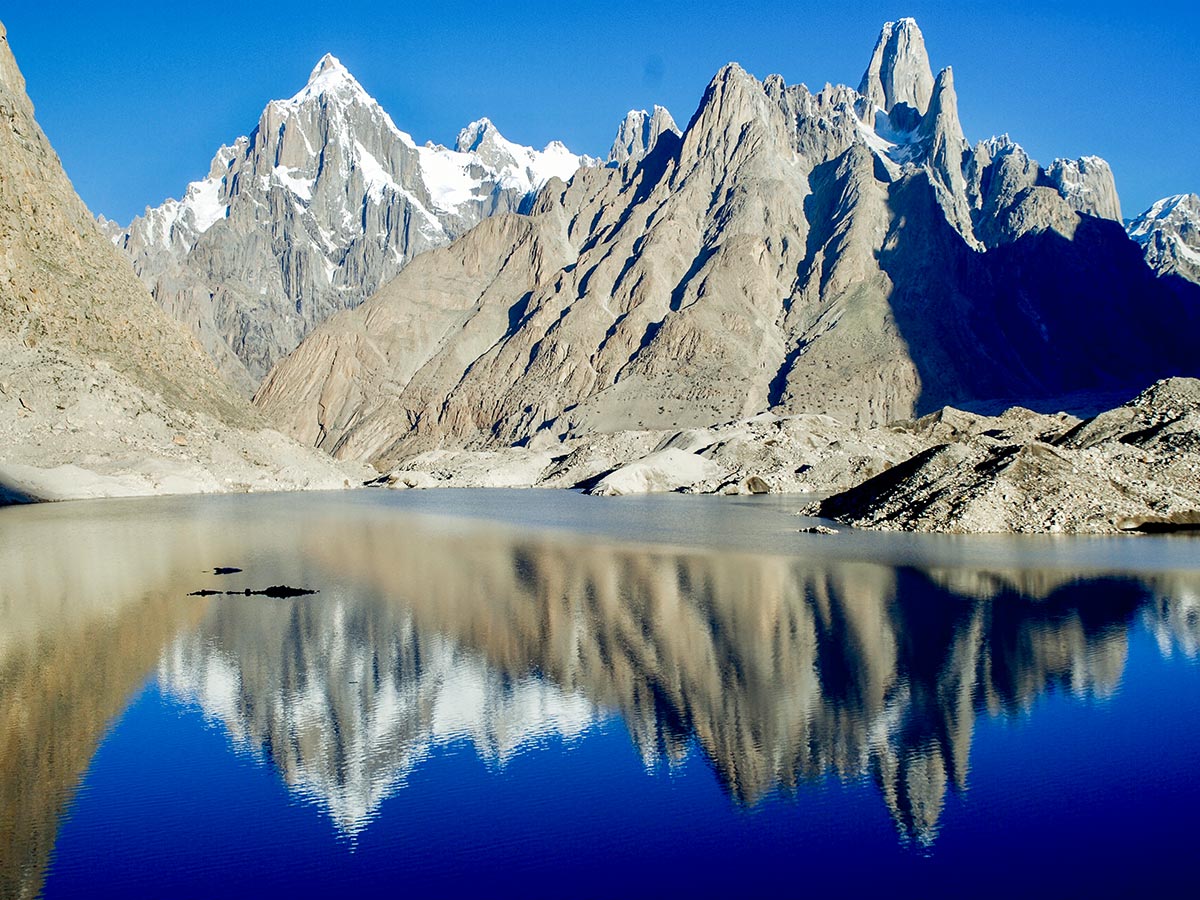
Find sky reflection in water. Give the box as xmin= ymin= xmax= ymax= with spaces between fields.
xmin=2 ymin=491 xmax=1199 ymax=898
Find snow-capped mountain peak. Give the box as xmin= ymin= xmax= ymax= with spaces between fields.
xmin=1127 ymin=193 xmax=1200 ymax=280
xmin=1128 ymin=193 xmax=1200 ymax=240
xmin=455 ymin=117 xmax=496 ymax=153
xmin=286 ymin=53 xmax=372 ymax=106
xmin=110 ymin=58 xmax=598 ymax=391
xmin=448 ymin=116 xmax=594 ymax=195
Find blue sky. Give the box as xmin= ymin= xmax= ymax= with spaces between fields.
xmin=4 ymin=1 xmax=1197 ymax=224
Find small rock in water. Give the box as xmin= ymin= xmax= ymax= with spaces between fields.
xmin=798 ymin=525 xmax=840 ymax=535
xmin=187 ymin=585 xmax=317 ymax=598
xmin=256 ymin=585 xmax=317 ymax=598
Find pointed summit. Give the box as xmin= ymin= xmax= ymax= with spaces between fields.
xmin=608 ymin=105 xmax=680 ymax=165
xmin=456 ymin=117 xmax=498 ymax=154
xmin=286 ymin=53 xmax=373 ymax=105
xmin=918 ymin=66 xmax=965 ymax=145
xmin=919 ymin=67 xmax=975 ymax=241
xmin=858 ymin=18 xmax=934 ymax=117
xmin=310 ymin=53 xmax=347 ymax=80
xmin=1127 ymin=193 xmax=1200 ymax=281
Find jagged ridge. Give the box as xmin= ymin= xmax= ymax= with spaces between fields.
xmin=108 ymin=55 xmax=599 ymax=391
xmin=254 ymin=18 xmax=1200 ymax=469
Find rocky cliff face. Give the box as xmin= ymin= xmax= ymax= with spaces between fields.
xmin=109 ymin=55 xmax=597 ymax=391
xmin=608 ymin=105 xmax=680 ymax=165
xmin=1127 ymin=193 xmax=1200 ymax=284
xmin=858 ymin=17 xmax=934 ymax=117
xmin=0 ymin=22 xmax=361 ymax=502
xmin=255 ymin=19 xmax=1200 ymax=468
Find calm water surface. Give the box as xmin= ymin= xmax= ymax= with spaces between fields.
xmin=2 ymin=489 xmax=1199 ymax=898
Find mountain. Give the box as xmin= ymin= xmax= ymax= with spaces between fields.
xmin=608 ymin=105 xmax=680 ymax=165
xmin=1127 ymin=193 xmax=1200 ymax=284
xmin=254 ymin=18 xmax=1200 ymax=469
xmin=0 ymin=21 xmax=358 ymax=502
xmin=108 ymin=55 xmax=598 ymax=391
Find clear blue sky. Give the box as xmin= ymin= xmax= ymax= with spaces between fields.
xmin=4 ymin=1 xmax=1197 ymax=224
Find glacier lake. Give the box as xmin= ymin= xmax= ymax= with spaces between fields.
xmin=2 ymin=489 xmax=1199 ymax=898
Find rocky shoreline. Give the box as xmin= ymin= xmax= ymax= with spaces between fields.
xmin=368 ymin=377 xmax=1200 ymax=536
xmin=809 ymin=378 xmax=1200 ymax=534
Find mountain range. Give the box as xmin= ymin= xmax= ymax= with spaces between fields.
xmin=2 ymin=15 xmax=1198 ymax=519
xmin=249 ymin=18 xmax=1200 ymax=468
xmin=102 ymin=55 xmax=608 ymax=392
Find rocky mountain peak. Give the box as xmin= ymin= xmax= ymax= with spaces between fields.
xmin=253 ymin=16 xmax=1200 ymax=465
xmin=858 ymin=17 xmax=934 ymax=117
xmin=108 ymin=58 xmax=594 ymax=392
xmin=309 ymin=52 xmax=349 ymax=81
xmin=1128 ymin=193 xmax=1200 ymax=282
xmin=1045 ymin=155 xmax=1122 ymax=223
xmin=918 ymin=68 xmax=959 ymax=137
xmin=686 ymin=63 xmax=765 ymax=134
xmin=916 ymin=66 xmax=974 ymax=241
xmin=455 ymin=117 xmax=497 ymax=153
xmin=608 ymin=105 xmax=681 ymax=165
xmin=285 ymin=53 xmax=375 ymax=108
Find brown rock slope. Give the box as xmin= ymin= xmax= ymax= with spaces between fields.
xmin=812 ymin=378 xmax=1200 ymax=533
xmin=0 ymin=21 xmax=362 ymax=501
xmin=255 ymin=19 xmax=1200 ymax=471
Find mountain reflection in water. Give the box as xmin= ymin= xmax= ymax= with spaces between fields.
xmin=159 ymin=543 xmax=1193 ymax=845
xmin=1 ymin=492 xmax=1199 ymax=898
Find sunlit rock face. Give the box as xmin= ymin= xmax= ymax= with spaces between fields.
xmin=108 ymin=56 xmax=598 ymax=392
xmin=256 ymin=18 xmax=1200 ymax=465
xmin=608 ymin=106 xmax=680 ymax=165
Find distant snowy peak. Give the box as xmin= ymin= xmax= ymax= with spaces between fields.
xmin=976 ymin=133 xmax=1025 ymax=158
xmin=117 ymin=56 xmax=598 ymax=247
xmin=455 ymin=116 xmax=495 ymax=153
xmin=1128 ymin=193 xmax=1200 ymax=281
xmin=285 ymin=53 xmax=377 ymax=109
xmin=451 ymin=116 xmax=597 ymax=195
xmin=1128 ymin=193 xmax=1200 ymax=241
xmin=608 ymin=105 xmax=680 ymax=165
xmin=108 ymin=53 xmax=599 ymax=388
xmin=108 ymin=140 xmax=239 ymax=255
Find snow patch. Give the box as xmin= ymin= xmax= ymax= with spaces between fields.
xmin=274 ymin=166 xmax=315 ymax=202
xmin=183 ymin=176 xmax=228 ymax=233
xmin=353 ymin=140 xmax=445 ymax=236
xmin=416 ymin=144 xmax=485 ymax=212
